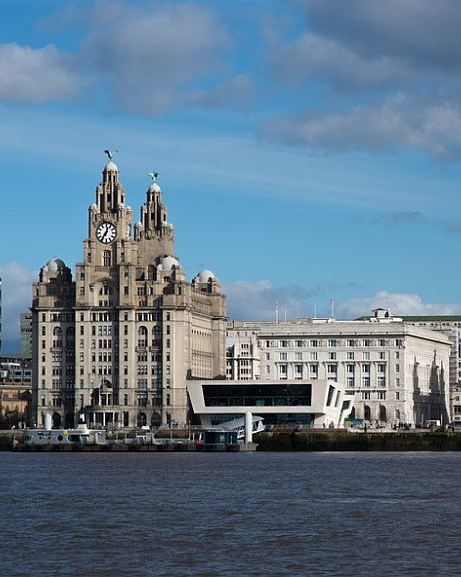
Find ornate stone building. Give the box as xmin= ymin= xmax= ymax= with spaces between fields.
xmin=226 ymin=310 xmax=451 ymax=427
xmin=31 ymin=155 xmax=226 ymax=429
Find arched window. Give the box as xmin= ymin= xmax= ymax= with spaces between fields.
xmin=364 ymin=405 xmax=371 ymax=421
xmin=379 ymin=405 xmax=387 ymax=423
xmin=53 ymin=327 xmax=63 ymax=349
xmin=138 ymin=326 xmax=148 ymax=348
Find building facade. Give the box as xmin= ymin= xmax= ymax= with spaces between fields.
xmin=0 ymin=354 xmax=32 ymax=428
xmin=226 ymin=311 xmax=451 ymax=427
xmin=20 ymin=312 xmax=33 ymax=357
xmin=31 ymin=155 xmax=226 ymax=429
xmin=0 ymin=278 xmax=2 ymax=353
xmin=187 ymin=378 xmax=354 ymax=429
xmin=399 ymin=316 xmax=461 ymax=424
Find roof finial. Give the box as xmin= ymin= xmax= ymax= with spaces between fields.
xmin=104 ymin=149 xmax=118 ymax=161
xmin=148 ymin=171 xmax=159 ymax=183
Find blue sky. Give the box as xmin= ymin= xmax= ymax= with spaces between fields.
xmin=3 ymin=0 xmax=461 ymax=349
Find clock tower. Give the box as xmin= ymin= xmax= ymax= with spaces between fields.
xmin=32 ymin=152 xmax=226 ymax=430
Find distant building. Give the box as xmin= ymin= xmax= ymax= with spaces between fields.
xmin=226 ymin=310 xmax=451 ymax=427
xmin=397 ymin=316 xmax=461 ymax=425
xmin=31 ymin=155 xmax=226 ymax=430
xmin=0 ymin=353 xmax=32 ymax=428
xmin=20 ymin=311 xmax=33 ymax=357
xmin=0 ymin=278 xmax=2 ymax=353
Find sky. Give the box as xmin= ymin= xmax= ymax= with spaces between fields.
xmin=3 ymin=0 xmax=461 ymax=349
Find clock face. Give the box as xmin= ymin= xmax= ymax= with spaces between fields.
xmin=96 ymin=221 xmax=117 ymax=244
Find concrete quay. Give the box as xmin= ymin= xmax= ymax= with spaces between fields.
xmin=256 ymin=430 xmax=461 ymax=451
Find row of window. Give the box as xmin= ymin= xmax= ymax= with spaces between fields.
xmin=268 ymin=351 xmax=400 ymax=361
xmin=262 ymin=338 xmax=404 ymax=348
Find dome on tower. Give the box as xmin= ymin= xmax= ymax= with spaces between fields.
xmin=196 ymin=269 xmax=216 ymax=283
xmin=44 ymin=257 xmax=67 ymax=273
xmin=105 ymin=160 xmax=118 ymax=172
xmin=149 ymin=182 xmax=161 ymax=194
xmin=159 ymin=256 xmax=179 ymax=271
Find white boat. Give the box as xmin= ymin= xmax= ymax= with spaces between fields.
xmin=23 ymin=424 xmax=106 ymax=447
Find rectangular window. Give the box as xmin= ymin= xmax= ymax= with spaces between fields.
xmin=362 ymin=352 xmax=370 ymax=360
xmin=361 ymin=391 xmax=371 ymax=400
xmin=326 ymin=385 xmax=335 ymax=406
xmin=347 ymin=352 xmax=354 ymax=360
xmin=295 ymin=352 xmax=302 ymax=361
xmin=310 ymin=352 xmax=318 ymax=361
xmin=328 ymin=352 xmax=336 ymax=360
xmin=279 ymin=352 xmax=287 ymax=361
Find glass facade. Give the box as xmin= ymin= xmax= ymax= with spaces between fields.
xmin=203 ymin=383 xmax=312 ymax=407
xmin=210 ymin=413 xmax=314 ymax=427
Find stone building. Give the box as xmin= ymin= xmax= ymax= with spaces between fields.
xmin=20 ymin=312 xmax=33 ymax=357
xmin=398 ymin=316 xmax=461 ymax=425
xmin=226 ymin=310 xmax=451 ymax=427
xmin=31 ymin=155 xmax=226 ymax=429
xmin=0 ymin=354 xmax=32 ymax=428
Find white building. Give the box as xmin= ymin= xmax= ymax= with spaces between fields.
xmin=398 ymin=316 xmax=461 ymax=425
xmin=187 ymin=379 xmax=353 ymax=429
xmin=226 ymin=310 xmax=451 ymax=427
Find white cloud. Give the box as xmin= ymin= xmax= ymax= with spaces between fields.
xmin=225 ymin=280 xmax=317 ymax=320
xmin=0 ymin=263 xmax=36 ymax=347
xmin=0 ymin=43 xmax=82 ymax=103
xmin=294 ymin=0 xmax=461 ymax=69
xmin=81 ymin=2 xmax=231 ymax=115
xmin=272 ymin=32 xmax=412 ymax=89
xmin=336 ymin=290 xmax=461 ymax=320
xmin=263 ymin=98 xmax=461 ymax=158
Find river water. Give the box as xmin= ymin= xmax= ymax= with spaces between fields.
xmin=1 ymin=451 xmax=461 ymax=577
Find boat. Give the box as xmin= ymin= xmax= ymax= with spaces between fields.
xmin=22 ymin=424 xmax=106 ymax=448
